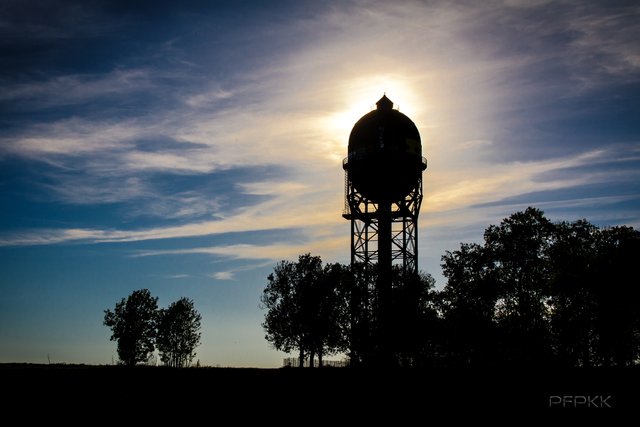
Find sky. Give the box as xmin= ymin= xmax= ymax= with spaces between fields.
xmin=1 ymin=0 xmax=639 ymax=367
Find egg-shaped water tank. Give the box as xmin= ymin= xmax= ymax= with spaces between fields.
xmin=344 ymin=95 xmax=426 ymax=203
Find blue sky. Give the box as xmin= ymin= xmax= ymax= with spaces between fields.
xmin=1 ymin=0 xmax=639 ymax=367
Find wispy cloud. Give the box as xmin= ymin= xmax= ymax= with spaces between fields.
xmin=0 ymin=69 xmax=153 ymax=108
xmin=157 ymin=273 xmax=191 ymax=280
xmin=1 ymin=118 xmax=140 ymax=158
xmin=565 ymin=4 xmax=640 ymax=87
xmin=134 ymin=240 xmax=344 ymax=261
xmin=40 ymin=174 xmax=149 ymax=205
xmin=425 ymin=146 xmax=639 ymax=213
xmin=211 ymin=271 xmax=235 ymax=281
xmin=1 ymin=0 xmax=638 ymax=258
xmin=184 ymin=86 xmax=234 ymax=109
xmin=208 ymin=260 xmax=277 ymax=281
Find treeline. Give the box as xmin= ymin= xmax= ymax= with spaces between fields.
xmin=261 ymin=207 xmax=640 ymax=368
xmin=104 ymin=289 xmax=202 ymax=367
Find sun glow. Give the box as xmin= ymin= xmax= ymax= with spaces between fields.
xmin=318 ymin=74 xmax=426 ymax=163
xmin=317 ymin=74 xmax=425 ymax=163
xmin=323 ymin=74 xmax=424 ymax=139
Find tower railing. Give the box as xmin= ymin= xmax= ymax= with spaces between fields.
xmin=343 ymin=154 xmax=427 ymax=170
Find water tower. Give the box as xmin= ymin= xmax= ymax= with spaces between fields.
xmin=342 ymin=95 xmax=427 ymax=363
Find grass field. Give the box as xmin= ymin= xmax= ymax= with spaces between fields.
xmin=1 ymin=363 xmax=636 ymax=419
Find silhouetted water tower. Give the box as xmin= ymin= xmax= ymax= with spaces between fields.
xmin=342 ymin=95 xmax=427 ymax=364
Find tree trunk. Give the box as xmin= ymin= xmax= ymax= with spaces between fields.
xmin=318 ymin=350 xmax=323 ymax=368
xmin=309 ymin=349 xmax=315 ymax=368
xmin=299 ymin=347 xmax=305 ymax=368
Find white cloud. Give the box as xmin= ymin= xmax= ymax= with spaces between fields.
xmin=0 ymin=69 xmax=153 ymax=107
xmin=1 ymin=118 xmax=141 ymax=157
xmin=565 ymin=5 xmax=640 ymax=86
xmin=122 ymin=149 xmax=221 ymax=173
xmin=211 ymin=271 xmax=235 ymax=280
xmin=163 ymin=274 xmax=191 ymax=279
xmin=185 ymin=86 xmax=234 ymax=108
xmin=41 ymin=175 xmax=150 ymax=205
xmin=1 ymin=0 xmax=638 ymax=263
xmin=139 ymin=192 xmax=224 ymax=220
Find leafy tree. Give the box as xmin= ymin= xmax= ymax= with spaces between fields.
xmin=312 ymin=262 xmax=350 ymax=366
xmin=261 ymin=254 xmax=346 ymax=367
xmin=439 ymin=243 xmax=499 ymax=366
xmin=542 ymin=221 xmax=640 ymax=367
xmin=591 ymin=226 xmax=640 ymax=366
xmin=440 ymin=208 xmax=555 ymax=365
xmin=483 ymin=207 xmax=554 ymax=364
xmin=342 ymin=262 xmax=376 ymax=366
xmin=390 ymin=267 xmax=439 ymax=367
xmin=547 ymin=219 xmax=600 ymax=367
xmin=439 ymin=207 xmax=640 ymax=367
xmin=104 ymin=289 xmax=159 ymax=366
xmin=157 ymin=297 xmax=202 ymax=368
xmin=261 ymin=259 xmax=300 ymax=364
xmin=260 ymin=208 xmax=639 ymax=368
xmin=337 ymin=262 xmax=438 ymax=367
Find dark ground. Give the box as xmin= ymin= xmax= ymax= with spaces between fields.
xmin=1 ymin=363 xmax=636 ymax=420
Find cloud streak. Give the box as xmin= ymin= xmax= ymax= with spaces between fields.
xmin=1 ymin=0 xmax=639 ymax=258
xmin=0 ymin=69 xmax=153 ymax=108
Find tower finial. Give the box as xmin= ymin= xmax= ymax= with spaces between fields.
xmin=376 ymin=94 xmax=393 ymax=110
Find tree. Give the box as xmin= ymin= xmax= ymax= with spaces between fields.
xmin=547 ymin=219 xmax=600 ymax=367
xmin=262 ymin=255 xmax=439 ymax=367
xmin=311 ymin=262 xmax=350 ymax=366
xmin=261 ymin=259 xmax=300 ymax=364
xmin=439 ymin=208 xmax=557 ymax=366
xmin=438 ymin=207 xmax=640 ymax=367
xmin=261 ymin=254 xmax=346 ymax=367
xmin=323 ymin=261 xmax=439 ymax=367
xmin=157 ymin=297 xmax=202 ymax=368
xmin=104 ymin=289 xmax=159 ymax=366
xmin=547 ymin=222 xmax=640 ymax=367
xmin=483 ymin=207 xmax=554 ymax=364
xmin=591 ymin=226 xmax=640 ymax=366
xmin=343 ymin=262 xmax=376 ymax=366
xmin=439 ymin=243 xmax=499 ymax=366
xmin=390 ymin=267 xmax=439 ymax=367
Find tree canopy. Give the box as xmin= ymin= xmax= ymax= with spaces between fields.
xmin=261 ymin=254 xmax=348 ymax=367
xmin=261 ymin=255 xmax=438 ymax=367
xmin=104 ymin=290 xmax=202 ymax=367
xmin=439 ymin=207 xmax=640 ymax=367
xmin=262 ymin=207 xmax=640 ymax=368
xmin=157 ymin=297 xmax=202 ymax=368
xmin=103 ymin=289 xmax=159 ymax=366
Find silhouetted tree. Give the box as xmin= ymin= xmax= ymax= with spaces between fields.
xmin=157 ymin=297 xmax=202 ymax=368
xmin=340 ymin=263 xmax=438 ymax=367
xmin=342 ymin=262 xmax=375 ymax=366
xmin=261 ymin=208 xmax=639 ymax=368
xmin=312 ymin=262 xmax=350 ymax=366
xmin=104 ymin=289 xmax=159 ymax=366
xmin=439 ymin=207 xmax=640 ymax=367
xmin=440 ymin=208 xmax=554 ymax=365
xmin=261 ymin=254 xmax=346 ymax=367
xmin=390 ymin=267 xmax=439 ymax=367
xmin=261 ymin=259 xmax=299 ymax=364
xmin=439 ymin=243 xmax=499 ymax=366
xmin=484 ymin=207 xmax=554 ymax=364
xmin=591 ymin=226 xmax=640 ymax=366
xmin=547 ymin=219 xmax=600 ymax=367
